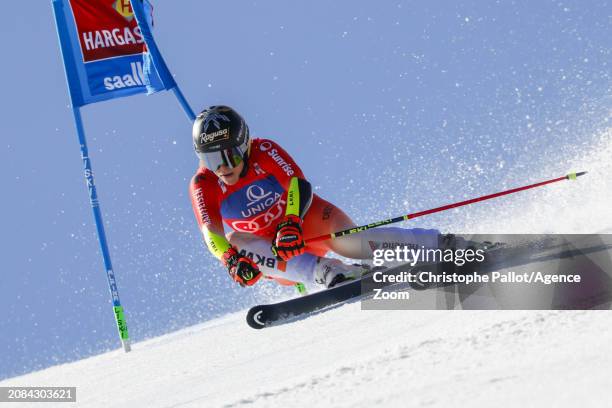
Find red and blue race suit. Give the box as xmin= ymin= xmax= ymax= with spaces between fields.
xmin=190 ymin=138 xmax=355 ymax=263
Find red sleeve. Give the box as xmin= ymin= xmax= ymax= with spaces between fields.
xmin=251 ymin=138 xmax=306 ymax=189
xmin=189 ymin=169 xmax=225 ymax=237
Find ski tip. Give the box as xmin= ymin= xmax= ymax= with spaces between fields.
xmin=246 ymin=307 xmax=267 ymax=330
xmin=567 ymin=171 xmax=587 ymax=180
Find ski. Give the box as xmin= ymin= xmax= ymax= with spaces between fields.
xmin=246 ymin=243 xmax=516 ymax=329
xmin=246 ymin=262 xmax=429 ymax=329
xmin=247 ymin=273 xmax=368 ymax=329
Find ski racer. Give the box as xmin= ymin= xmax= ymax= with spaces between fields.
xmin=189 ymin=105 xmax=441 ymax=289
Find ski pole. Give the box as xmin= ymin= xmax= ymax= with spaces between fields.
xmin=307 ymin=171 xmax=587 ymax=243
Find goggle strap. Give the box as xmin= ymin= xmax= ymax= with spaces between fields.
xmin=235 ymin=145 xmax=244 ymax=159
xmin=220 ymin=149 xmax=230 ymax=168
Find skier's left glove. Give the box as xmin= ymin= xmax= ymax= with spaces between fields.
xmin=222 ymin=247 xmax=262 ymax=287
xmin=272 ymin=214 xmax=306 ymax=261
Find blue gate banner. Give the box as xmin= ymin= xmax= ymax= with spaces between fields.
xmin=52 ymin=0 xmax=171 ymax=107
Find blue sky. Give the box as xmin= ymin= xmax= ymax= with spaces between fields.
xmin=0 ymin=1 xmax=609 ymax=379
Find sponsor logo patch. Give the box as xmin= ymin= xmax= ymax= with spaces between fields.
xmin=322 ymin=205 xmax=333 ymax=220
xmin=71 ymin=0 xmax=145 ymax=62
xmin=193 ymin=187 xmax=211 ymax=225
xmin=267 ymin=148 xmax=294 ymax=176
xmin=200 ymin=128 xmax=229 ymax=146
xmin=220 ymin=176 xmax=286 ymax=233
xmin=368 ymin=241 xmax=419 ymax=251
xmin=230 ymin=199 xmax=286 ymax=233
xmin=259 ymin=141 xmax=273 ymax=151
xmin=238 ymin=249 xmax=278 ymax=269
xmin=113 ymin=0 xmax=134 ymax=21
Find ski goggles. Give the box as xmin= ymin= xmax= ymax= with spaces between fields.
xmin=197 ymin=145 xmax=246 ymax=171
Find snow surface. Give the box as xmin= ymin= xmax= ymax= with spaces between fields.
xmin=1 ymin=309 xmax=611 ymax=407
xmin=2 ymin=130 xmax=610 ymax=407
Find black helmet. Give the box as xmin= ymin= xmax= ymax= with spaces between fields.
xmin=192 ymin=105 xmax=250 ymax=171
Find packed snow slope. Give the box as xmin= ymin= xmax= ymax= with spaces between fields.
xmin=2 ymin=309 xmax=611 ymax=408
xmin=2 ymin=130 xmax=610 ymax=407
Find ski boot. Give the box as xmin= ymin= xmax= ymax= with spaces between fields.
xmin=438 ymin=233 xmax=504 ymax=251
xmin=436 ymin=234 xmax=506 ymax=281
xmin=314 ymin=258 xmax=373 ymax=288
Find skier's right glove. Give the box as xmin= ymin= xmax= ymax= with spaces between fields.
xmin=222 ymin=247 xmax=262 ymax=287
xmin=271 ymin=214 xmax=306 ymax=261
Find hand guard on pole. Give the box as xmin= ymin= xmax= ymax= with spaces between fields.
xmin=222 ymin=247 xmax=262 ymax=287
xmin=272 ymin=214 xmax=306 ymax=261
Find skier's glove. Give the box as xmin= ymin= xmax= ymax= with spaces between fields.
xmin=222 ymin=247 xmax=262 ymax=287
xmin=271 ymin=214 xmax=306 ymax=261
